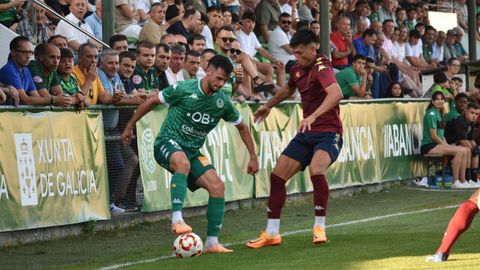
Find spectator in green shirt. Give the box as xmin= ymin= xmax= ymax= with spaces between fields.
xmin=432 ymin=71 xmax=454 ymax=108
xmin=0 ymin=0 xmax=23 ymax=30
xmin=420 ymin=91 xmax=469 ymax=188
xmin=335 ymin=54 xmax=371 ymax=99
xmin=56 ymin=47 xmax=89 ymax=109
xmin=445 ymin=93 xmax=468 ymax=123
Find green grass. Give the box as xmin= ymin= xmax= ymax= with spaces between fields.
xmin=1 ymin=185 xmax=480 ymax=270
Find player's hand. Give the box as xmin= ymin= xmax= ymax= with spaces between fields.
xmin=298 ymin=115 xmax=316 ymax=133
xmin=247 ymin=157 xmax=259 ymax=175
xmin=122 ymin=127 xmax=133 ymax=145
xmin=253 ymin=104 xmax=271 ymax=123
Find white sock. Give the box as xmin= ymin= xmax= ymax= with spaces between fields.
xmin=266 ymin=219 xmax=280 ymax=236
xmin=205 ymin=236 xmax=218 ymax=247
xmin=314 ymin=216 xmax=325 ymax=228
xmin=172 ymin=211 xmax=183 ymax=224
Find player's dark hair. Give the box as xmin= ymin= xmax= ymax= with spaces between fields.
xmin=34 ymin=43 xmax=48 ymax=58
xmin=366 ymin=57 xmax=375 ymax=64
xmin=208 ymin=55 xmax=233 ymax=75
xmin=290 ymin=28 xmax=317 ymax=48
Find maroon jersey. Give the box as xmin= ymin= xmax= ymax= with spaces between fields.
xmin=287 ymin=54 xmax=343 ymax=134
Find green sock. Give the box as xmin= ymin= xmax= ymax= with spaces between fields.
xmin=170 ymin=173 xmax=187 ymax=212
xmin=206 ymin=197 xmax=225 ymax=237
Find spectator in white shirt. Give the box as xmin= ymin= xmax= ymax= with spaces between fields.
xmin=405 ymin=29 xmax=436 ymax=71
xmin=55 ymin=0 xmax=95 ymax=51
xmin=268 ymin=12 xmax=295 ymax=65
xmin=165 ymin=43 xmax=186 ymax=85
xmin=433 ymin=30 xmax=446 ymax=64
xmin=236 ymin=11 xmax=283 ymax=82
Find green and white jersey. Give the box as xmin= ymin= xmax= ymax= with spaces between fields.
xmin=156 ymin=79 xmax=242 ymax=150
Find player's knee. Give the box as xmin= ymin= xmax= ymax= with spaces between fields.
xmin=207 ymin=180 xmax=225 ymax=196
xmin=172 ymin=159 xmax=191 ymax=174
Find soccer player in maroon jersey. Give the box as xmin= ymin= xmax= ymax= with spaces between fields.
xmin=426 ymin=189 xmax=480 ymax=262
xmin=246 ymin=29 xmax=344 ymax=248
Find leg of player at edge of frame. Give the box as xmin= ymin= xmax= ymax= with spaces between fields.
xmin=169 ymin=152 xmax=193 ymax=236
xmin=195 ymin=169 xmax=233 ymax=253
xmin=426 ymin=189 xmax=480 ymax=262
xmin=246 ymin=150 xmax=332 ymax=249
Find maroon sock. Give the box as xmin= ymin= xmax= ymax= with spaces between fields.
xmin=267 ymin=173 xmax=287 ymax=219
xmin=311 ymin=174 xmax=329 ymax=217
xmin=437 ymin=200 xmax=479 ymax=256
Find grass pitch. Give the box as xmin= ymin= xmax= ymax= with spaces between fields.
xmin=2 ymin=184 xmax=480 ymax=270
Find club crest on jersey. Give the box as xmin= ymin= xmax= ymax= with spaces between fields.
xmin=316 ymin=57 xmax=327 ymax=71
xmin=132 ymin=75 xmax=142 ymax=84
xmin=216 ymin=98 xmax=224 ymax=108
xmin=33 ymin=76 xmax=43 ymax=83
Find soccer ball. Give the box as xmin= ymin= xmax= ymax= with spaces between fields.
xmin=173 ymin=232 xmax=203 ymax=258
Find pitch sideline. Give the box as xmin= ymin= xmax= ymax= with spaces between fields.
xmin=97 ymin=204 xmax=459 ymax=270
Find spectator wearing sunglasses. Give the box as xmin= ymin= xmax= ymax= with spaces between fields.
xmin=268 ymin=12 xmax=295 ymax=65
xmin=215 ymin=25 xmax=274 ymax=94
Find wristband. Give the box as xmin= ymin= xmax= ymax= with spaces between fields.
xmin=50 ymin=96 xmax=54 ymax=105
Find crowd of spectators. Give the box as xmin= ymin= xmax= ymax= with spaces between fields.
xmin=1 ymin=0 xmax=480 ymax=205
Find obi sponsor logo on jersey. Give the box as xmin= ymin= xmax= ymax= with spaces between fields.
xmin=186 ymin=112 xmax=215 ymax=124
xmin=6 ymin=133 xmax=99 ymax=206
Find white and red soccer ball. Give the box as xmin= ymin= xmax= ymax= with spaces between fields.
xmin=173 ymin=232 xmax=203 ymax=258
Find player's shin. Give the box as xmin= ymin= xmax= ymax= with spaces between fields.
xmin=206 ymin=197 xmax=225 ymax=247
xmin=311 ymin=174 xmax=329 ymax=228
xmin=266 ymin=173 xmax=287 ymax=236
xmin=437 ymin=200 xmax=479 ymax=256
xmin=171 ymin=173 xmax=188 ymax=223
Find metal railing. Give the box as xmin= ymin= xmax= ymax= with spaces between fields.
xmin=31 ymin=0 xmax=110 ymax=48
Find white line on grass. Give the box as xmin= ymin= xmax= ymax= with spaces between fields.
xmin=407 ymin=187 xmax=473 ymax=193
xmin=97 ymin=204 xmax=459 ymax=270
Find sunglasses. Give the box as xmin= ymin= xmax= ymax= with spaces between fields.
xmin=220 ymin=37 xmax=236 ymax=43
xmin=229 ymin=48 xmax=241 ymax=55
xmin=281 ymin=20 xmax=292 ymax=25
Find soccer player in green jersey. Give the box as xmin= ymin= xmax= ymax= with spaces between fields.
xmin=122 ymin=55 xmax=259 ymax=253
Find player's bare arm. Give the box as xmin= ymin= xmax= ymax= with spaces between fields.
xmin=299 ymin=83 xmax=343 ymax=133
xmin=254 ymin=84 xmax=296 ymax=123
xmin=122 ymin=94 xmax=163 ymax=145
xmin=235 ymin=121 xmax=259 ymax=175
